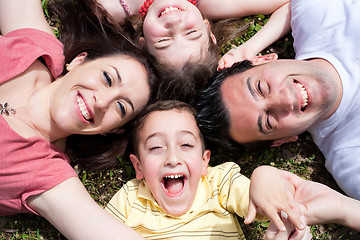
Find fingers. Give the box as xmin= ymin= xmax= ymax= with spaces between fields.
xmin=266 ymin=210 xmax=286 ymax=232
xmin=217 ymin=59 xmax=225 ymax=70
xmin=264 ymin=215 xmax=293 ymax=240
xmin=283 ymin=204 xmax=305 ymax=230
xmin=289 ymin=225 xmax=312 ymax=240
xmin=244 ymin=200 xmax=257 ymax=224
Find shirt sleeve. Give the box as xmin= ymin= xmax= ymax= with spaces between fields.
xmin=0 ymin=28 xmax=64 ymax=84
xmin=213 ymin=162 xmax=267 ymax=221
xmin=106 ymin=180 xmax=139 ymax=222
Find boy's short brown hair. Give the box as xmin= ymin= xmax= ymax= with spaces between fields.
xmin=131 ymin=100 xmax=205 ymax=156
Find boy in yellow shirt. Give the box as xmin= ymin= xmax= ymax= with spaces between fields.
xmin=106 ymin=100 xmax=311 ymax=239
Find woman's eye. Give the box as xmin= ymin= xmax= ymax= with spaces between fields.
xmin=117 ymin=101 xmax=126 ymax=117
xmin=103 ymin=72 xmax=112 ymax=87
xmin=186 ymin=29 xmax=197 ymax=35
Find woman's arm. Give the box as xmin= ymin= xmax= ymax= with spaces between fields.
xmin=280 ymin=170 xmax=360 ymax=232
xmin=0 ymin=0 xmax=54 ymax=36
xmin=27 ymin=177 xmax=145 ymax=240
xmin=199 ymin=0 xmax=289 ymax=20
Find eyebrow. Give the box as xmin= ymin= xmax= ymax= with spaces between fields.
xmin=246 ymin=77 xmax=255 ymax=97
xmin=248 ymin=77 xmax=267 ymax=135
xmin=112 ymin=66 xmax=122 ymax=83
xmin=144 ymin=130 xmax=197 ymax=144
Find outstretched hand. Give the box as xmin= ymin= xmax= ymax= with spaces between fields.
xmin=217 ymin=45 xmax=257 ymax=70
xmin=246 ymin=166 xmax=305 ymax=232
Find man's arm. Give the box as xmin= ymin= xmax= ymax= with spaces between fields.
xmin=280 ymin=170 xmax=360 ymax=231
xmin=0 ymin=0 xmax=54 ymax=36
xmin=28 ymin=177 xmax=145 ymax=240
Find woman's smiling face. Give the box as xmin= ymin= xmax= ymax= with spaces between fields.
xmin=143 ymin=0 xmax=215 ymax=69
xmin=50 ymin=54 xmax=150 ymax=136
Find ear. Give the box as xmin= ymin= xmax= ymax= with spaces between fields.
xmin=248 ymin=53 xmax=278 ymax=66
xmin=66 ymin=52 xmax=87 ymax=71
xmin=130 ymin=154 xmax=144 ymax=180
xmin=204 ymin=19 xmax=217 ymax=45
xmin=201 ymin=150 xmax=211 ymax=176
xmin=138 ymin=37 xmax=145 ymax=47
xmin=271 ymin=136 xmax=298 ymax=147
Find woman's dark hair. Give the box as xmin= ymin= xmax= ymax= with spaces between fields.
xmin=47 ymin=0 xmax=159 ymax=171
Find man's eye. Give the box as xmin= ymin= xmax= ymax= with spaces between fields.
xmin=117 ymin=101 xmax=126 ymax=117
xmin=266 ymin=114 xmax=273 ymax=129
xmin=257 ymin=80 xmax=264 ymax=96
xmin=104 ymin=72 xmax=112 ymax=87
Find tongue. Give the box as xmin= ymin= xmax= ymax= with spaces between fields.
xmin=165 ymin=178 xmax=183 ymax=194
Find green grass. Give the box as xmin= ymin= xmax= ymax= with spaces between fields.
xmin=1 ymin=7 xmax=359 ymax=240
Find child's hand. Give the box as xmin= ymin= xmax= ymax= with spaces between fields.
xmin=217 ymin=44 xmax=257 ymax=70
xmin=265 ymin=215 xmax=312 ymax=240
xmin=245 ymin=166 xmax=305 ymax=232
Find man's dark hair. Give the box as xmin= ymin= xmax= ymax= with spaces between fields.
xmin=196 ymin=60 xmax=256 ymax=151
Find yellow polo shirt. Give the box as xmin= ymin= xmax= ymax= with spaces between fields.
xmin=106 ymin=162 xmax=265 ymax=239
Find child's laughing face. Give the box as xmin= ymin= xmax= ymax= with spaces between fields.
xmin=130 ymin=109 xmax=210 ymax=216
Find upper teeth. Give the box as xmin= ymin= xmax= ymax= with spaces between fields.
xmin=77 ymin=96 xmax=91 ymax=121
xmin=295 ymin=81 xmax=308 ymax=109
xmin=165 ymin=175 xmax=183 ymax=179
xmin=160 ymin=7 xmax=181 ymax=17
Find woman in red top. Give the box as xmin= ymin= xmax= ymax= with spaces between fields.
xmin=0 ymin=1 xmax=156 ymax=239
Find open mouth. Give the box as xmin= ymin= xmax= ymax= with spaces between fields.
xmin=77 ymin=95 xmax=93 ymax=122
xmin=294 ymin=80 xmax=309 ymax=112
xmin=159 ymin=6 xmax=182 ymax=17
xmin=162 ymin=174 xmax=185 ymax=196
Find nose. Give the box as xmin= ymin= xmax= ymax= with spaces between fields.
xmin=267 ymin=86 xmax=294 ymax=113
xmin=164 ymin=147 xmax=182 ymax=167
xmin=164 ymin=15 xmax=182 ymax=31
xmin=94 ymin=91 xmax=113 ymax=112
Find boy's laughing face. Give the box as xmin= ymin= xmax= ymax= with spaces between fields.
xmin=130 ymin=109 xmax=210 ymax=216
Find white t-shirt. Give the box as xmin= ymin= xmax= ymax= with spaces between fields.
xmin=291 ymin=0 xmax=360 ymax=199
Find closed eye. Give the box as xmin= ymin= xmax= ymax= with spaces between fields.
xmin=117 ymin=101 xmax=126 ymax=117
xmin=266 ymin=113 xmax=272 ymax=130
xmin=149 ymin=145 xmax=163 ymax=151
xmin=158 ymin=38 xmax=170 ymax=43
xmin=181 ymin=143 xmax=193 ymax=148
xmin=103 ymin=71 xmax=112 ymax=87
xmin=186 ymin=29 xmax=197 ymax=35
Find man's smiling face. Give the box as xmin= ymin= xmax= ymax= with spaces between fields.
xmin=220 ymin=59 xmax=342 ymax=144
